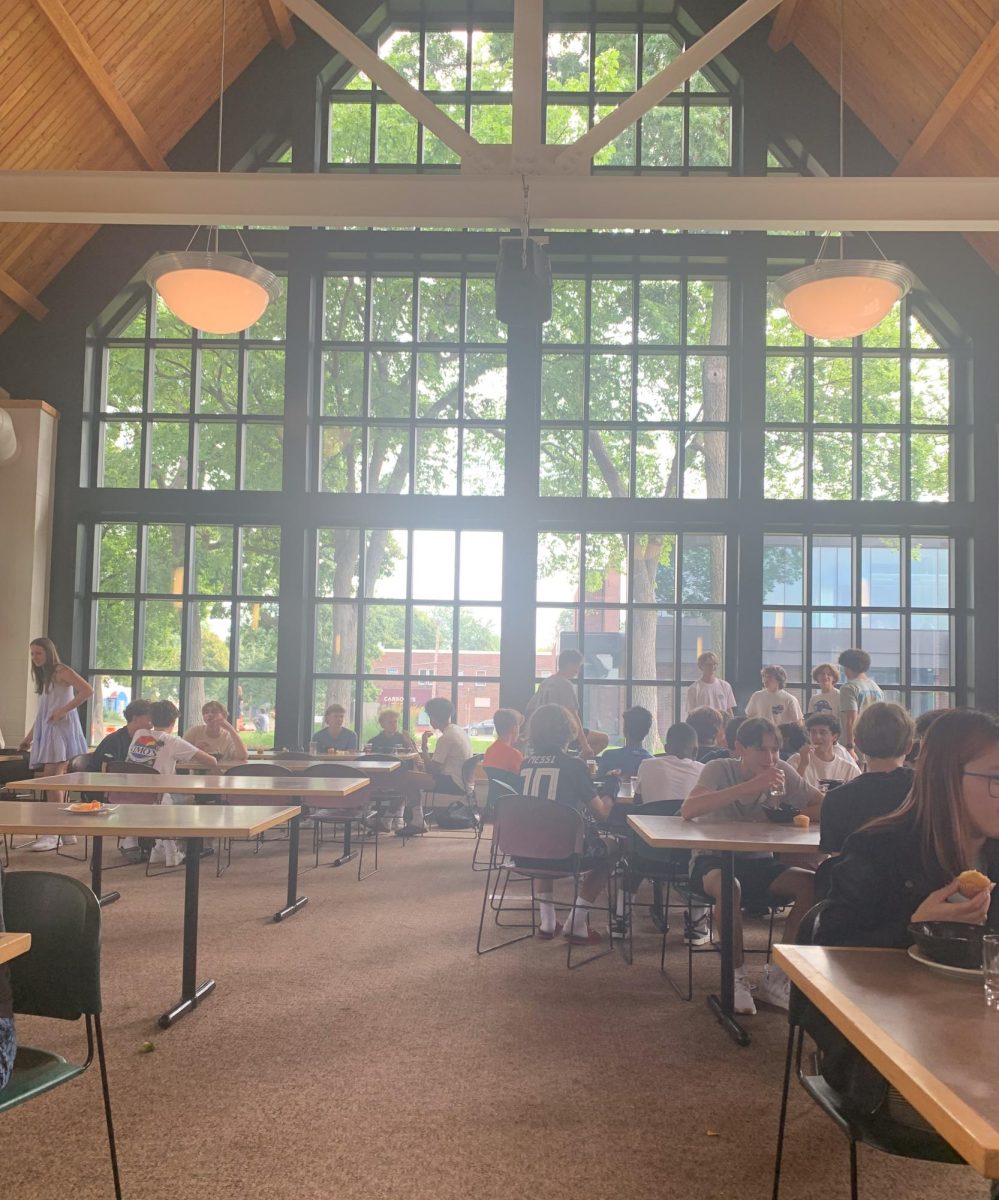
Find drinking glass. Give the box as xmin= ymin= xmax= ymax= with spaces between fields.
xmin=983 ymin=934 xmax=999 ymax=1010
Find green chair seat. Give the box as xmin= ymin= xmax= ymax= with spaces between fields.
xmin=0 ymin=1046 xmax=88 ymax=1111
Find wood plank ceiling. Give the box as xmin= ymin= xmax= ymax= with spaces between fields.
xmin=0 ymin=0 xmax=285 ymax=333
xmin=2 ymin=1 xmax=999 ymax=335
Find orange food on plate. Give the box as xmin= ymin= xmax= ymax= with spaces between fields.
xmin=69 ymin=801 xmax=102 ymax=812
xmin=956 ymin=868 xmax=992 ymax=897
xmin=792 ymin=814 xmax=810 ymax=829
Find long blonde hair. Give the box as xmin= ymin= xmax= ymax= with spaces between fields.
xmin=863 ymin=708 xmax=999 ymax=876
xmin=30 ymin=637 xmax=63 ymax=695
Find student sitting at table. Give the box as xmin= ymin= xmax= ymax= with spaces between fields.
xmin=88 ymin=698 xmax=154 ymax=770
xmin=686 ymin=706 xmax=729 ymax=764
xmin=366 ymin=709 xmax=417 ymax=753
xmin=393 ymin=698 xmax=473 ymax=837
xmin=127 ymin=700 xmax=216 ymax=868
xmin=313 ymin=704 xmax=358 ymax=753
xmin=182 ymin=700 xmax=249 ymax=763
xmin=482 ymin=708 xmax=524 ymax=775
xmin=596 ymin=705 xmax=653 ymax=779
xmin=518 ymin=704 xmax=614 ymax=944
xmin=682 ymin=717 xmax=823 ymax=1015
xmin=788 ymin=714 xmax=861 ymax=792
xmin=0 ymin=866 xmax=14 ymax=1090
xmin=818 ymin=702 xmax=915 ymax=857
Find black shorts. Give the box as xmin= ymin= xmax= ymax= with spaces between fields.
xmin=690 ymin=855 xmax=790 ymax=911
xmin=512 ymin=832 xmax=611 ymax=874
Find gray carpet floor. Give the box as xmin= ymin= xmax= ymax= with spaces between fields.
xmin=1 ymin=829 xmax=989 ymax=1199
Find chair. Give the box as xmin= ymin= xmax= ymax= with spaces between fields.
xmin=0 ymin=871 xmax=122 ymax=1199
xmin=771 ymin=902 xmax=964 ymax=1200
xmin=54 ymin=753 xmax=95 ymax=862
xmin=421 ymin=756 xmax=483 ymax=842
xmin=472 ymin=768 xmax=522 ymax=872
xmin=220 ymin=764 xmax=294 ymax=876
xmin=103 ymin=761 xmax=168 ymax=877
xmin=477 ymin=795 xmax=614 ymax=969
xmin=300 ymin=764 xmax=376 ymax=880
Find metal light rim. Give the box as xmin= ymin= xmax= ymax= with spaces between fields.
xmin=143 ymin=251 xmax=282 ymax=302
xmin=773 ymin=258 xmax=916 ymax=306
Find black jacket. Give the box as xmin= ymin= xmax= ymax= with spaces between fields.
xmin=819 ymin=815 xmax=999 ymax=948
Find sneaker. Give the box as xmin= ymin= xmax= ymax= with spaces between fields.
xmin=395 ymin=823 xmax=427 ymax=837
xmin=537 ymin=922 xmax=564 ymax=941
xmin=58 ymin=836 xmax=79 ymax=847
xmin=366 ymin=817 xmax=393 ymax=834
xmin=30 ymin=835 xmax=59 ymax=852
xmin=148 ymin=843 xmax=167 ymax=865
xmin=756 ymin=963 xmax=791 ymax=1011
xmin=684 ymin=913 xmax=711 ymax=946
xmin=563 ymin=924 xmax=603 ymax=947
xmin=119 ymin=846 xmax=142 ymax=864
xmin=165 ymin=845 xmax=186 ymax=868
xmin=734 ymin=974 xmax=757 ymax=1016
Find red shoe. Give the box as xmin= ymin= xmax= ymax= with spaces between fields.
xmin=564 ymin=925 xmax=603 ymax=946
xmin=537 ymin=922 xmax=564 ymax=940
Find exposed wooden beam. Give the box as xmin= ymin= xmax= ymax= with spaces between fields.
xmin=257 ymin=0 xmax=295 ymax=49
xmin=768 ymin=0 xmax=806 ymax=52
xmin=895 ymin=20 xmax=999 ymax=175
xmin=280 ymin=0 xmax=488 ymax=166
xmin=7 ymin=169 xmax=999 ymax=232
xmin=512 ymin=0 xmax=544 ymax=170
xmin=0 ymin=267 xmax=48 ymax=321
xmin=555 ymin=0 xmax=784 ymax=169
xmin=32 ymin=0 xmax=169 ymax=172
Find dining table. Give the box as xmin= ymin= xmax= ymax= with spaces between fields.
xmin=627 ymin=813 xmax=820 ymax=1047
xmin=0 ymin=932 xmax=31 ymax=965
xmin=774 ymin=944 xmax=999 ymax=1185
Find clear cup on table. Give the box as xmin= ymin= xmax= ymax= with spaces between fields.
xmin=984 ymin=934 xmax=999 ymax=1009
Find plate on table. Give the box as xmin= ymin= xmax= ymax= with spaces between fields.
xmin=907 ymin=945 xmax=983 ymax=978
xmin=63 ymin=803 xmax=119 ymax=816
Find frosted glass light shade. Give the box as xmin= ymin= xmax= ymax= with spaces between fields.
xmin=774 ymin=259 xmax=915 ymax=340
xmin=143 ymin=252 xmax=281 ymax=335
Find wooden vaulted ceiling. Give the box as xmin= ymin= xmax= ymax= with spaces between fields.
xmin=2 ymin=0 xmax=999 ymax=337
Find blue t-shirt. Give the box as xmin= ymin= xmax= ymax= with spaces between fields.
xmin=596 ymin=745 xmax=652 ymax=778
xmin=314 ymin=726 xmax=358 ymax=752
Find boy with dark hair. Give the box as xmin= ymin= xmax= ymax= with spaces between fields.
xmin=682 ymin=717 xmax=823 ymax=1014
xmin=836 ymin=647 xmax=884 ymax=752
xmin=396 ymin=697 xmax=474 ymax=837
xmin=88 ymin=698 xmax=154 ymax=771
xmin=596 ymin=705 xmax=654 ymax=777
xmin=127 ymin=699 xmax=216 ymax=866
xmin=819 ymin=702 xmax=915 ymax=854
xmin=789 ymin=713 xmax=861 ymax=791
xmin=524 ymin=649 xmax=606 ymax=757
xmin=745 ymin=666 xmax=803 ymax=724
xmin=483 ymin=708 xmax=524 ymax=774
xmin=686 ymin=706 xmax=729 ymax=764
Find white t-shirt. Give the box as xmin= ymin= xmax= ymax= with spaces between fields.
xmin=685 ymin=678 xmax=736 ymax=716
xmin=745 ymin=689 xmax=804 ymax=725
xmin=636 ymin=755 xmax=704 ymax=805
xmin=127 ymin=729 xmax=201 ymax=802
xmin=807 ymin=689 xmax=841 ymax=718
xmin=788 ymin=749 xmax=860 ymax=791
xmin=431 ymin=724 xmax=473 ymax=790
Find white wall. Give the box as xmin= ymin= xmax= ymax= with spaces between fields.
xmin=0 ymin=400 xmax=59 ymax=745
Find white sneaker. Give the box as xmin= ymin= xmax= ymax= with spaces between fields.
xmin=30 ymin=835 xmax=59 ymax=852
xmin=165 ymin=843 xmax=186 ymax=868
xmin=757 ymin=963 xmax=791 ymax=1011
xmin=59 ymin=836 xmax=78 ymax=847
xmin=148 ymin=842 xmax=167 ymax=865
xmin=734 ymin=974 xmax=757 ymax=1015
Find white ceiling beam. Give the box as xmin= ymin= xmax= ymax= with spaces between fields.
xmin=280 ymin=0 xmax=487 ymax=166
xmin=555 ymin=0 xmax=784 ymax=170
xmin=5 ymin=170 xmax=999 ymax=231
xmin=512 ymin=0 xmax=545 ymax=171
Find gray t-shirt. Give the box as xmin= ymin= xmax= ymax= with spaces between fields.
xmin=691 ymin=756 xmax=812 ymax=859
xmin=526 ymin=673 xmax=579 ymax=716
xmin=838 ymin=677 xmax=884 ymax=713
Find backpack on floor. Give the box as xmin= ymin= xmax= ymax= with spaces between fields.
xmin=433 ymin=801 xmax=479 ymax=830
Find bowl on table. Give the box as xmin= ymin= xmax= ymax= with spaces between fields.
xmin=907 ymin=921 xmax=985 ymax=970
xmin=763 ymin=803 xmax=798 ymax=824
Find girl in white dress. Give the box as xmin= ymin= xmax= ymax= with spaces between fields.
xmin=18 ymin=638 xmax=93 ymax=851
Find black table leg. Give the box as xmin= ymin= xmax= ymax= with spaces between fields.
xmin=273 ymin=814 xmax=308 ymax=922
xmin=707 ymin=850 xmax=750 ymax=1047
xmin=158 ymin=836 xmax=215 ymax=1028
xmin=650 ymin=880 xmax=667 ymax=933
xmin=327 ymin=815 xmax=357 ymax=869
xmin=90 ymin=836 xmax=120 ymax=908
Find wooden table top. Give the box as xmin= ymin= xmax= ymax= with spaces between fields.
xmin=0 ymin=801 xmax=300 ymax=839
xmin=0 ymin=932 xmax=31 ymax=965
xmin=177 ymin=757 xmax=401 ymax=775
xmin=774 ymin=945 xmax=999 ymax=1177
xmin=9 ymin=771 xmax=369 ymax=799
xmin=627 ymin=813 xmax=819 ymax=853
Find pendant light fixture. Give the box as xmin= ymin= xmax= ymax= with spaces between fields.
xmin=143 ymin=0 xmax=279 ymax=334
xmin=774 ymin=0 xmax=914 ymax=340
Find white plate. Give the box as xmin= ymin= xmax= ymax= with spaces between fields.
xmin=62 ymin=804 xmax=119 ymax=816
xmin=907 ymin=944 xmax=983 ymax=978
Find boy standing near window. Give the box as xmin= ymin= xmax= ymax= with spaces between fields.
xmin=836 ymin=648 xmax=885 ymax=754
xmin=685 ymin=652 xmax=736 ymax=717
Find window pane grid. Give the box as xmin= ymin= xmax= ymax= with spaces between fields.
xmin=764 ymin=295 xmax=952 ymax=501
xmin=763 ymin=532 xmax=955 ymax=709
